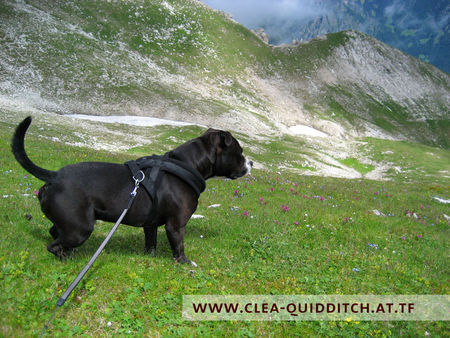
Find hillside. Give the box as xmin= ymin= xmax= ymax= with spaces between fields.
xmin=0 ymin=0 xmax=449 ymax=151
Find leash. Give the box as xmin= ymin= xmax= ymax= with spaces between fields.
xmin=39 ymin=170 xmax=145 ymax=337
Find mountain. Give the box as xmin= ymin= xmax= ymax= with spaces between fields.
xmin=215 ymin=0 xmax=450 ymax=74
xmin=294 ymin=0 xmax=450 ymax=74
xmin=1 ymin=0 xmax=449 ymax=147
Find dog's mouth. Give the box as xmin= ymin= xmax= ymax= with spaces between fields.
xmin=229 ymin=159 xmax=253 ymax=179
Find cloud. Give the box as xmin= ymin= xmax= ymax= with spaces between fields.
xmin=384 ymin=0 xmax=449 ymax=34
xmin=202 ymin=0 xmax=329 ymax=43
xmin=384 ymin=0 xmax=406 ymax=18
xmin=203 ymin=0 xmax=449 ymax=46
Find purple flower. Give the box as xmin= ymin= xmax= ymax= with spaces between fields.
xmin=281 ymin=205 xmax=290 ymax=212
xmin=243 ymin=211 xmax=249 ymax=217
xmin=417 ymin=234 xmax=423 ymax=239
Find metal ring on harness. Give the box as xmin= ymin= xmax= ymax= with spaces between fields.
xmin=131 ymin=170 xmax=145 ymax=197
xmin=133 ymin=170 xmax=145 ymax=184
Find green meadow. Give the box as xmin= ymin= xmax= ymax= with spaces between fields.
xmin=0 ymin=116 xmax=448 ymax=336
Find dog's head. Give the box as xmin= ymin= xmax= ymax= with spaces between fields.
xmin=203 ymin=129 xmax=253 ymax=179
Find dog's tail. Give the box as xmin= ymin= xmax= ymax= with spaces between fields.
xmin=11 ymin=116 xmax=57 ymax=182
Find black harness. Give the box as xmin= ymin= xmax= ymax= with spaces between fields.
xmin=125 ymin=153 xmax=206 ymax=220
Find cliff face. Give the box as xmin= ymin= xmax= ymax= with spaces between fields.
xmin=1 ymin=0 xmax=449 ymax=146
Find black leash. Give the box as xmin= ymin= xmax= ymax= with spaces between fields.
xmin=39 ymin=170 xmax=145 ymax=337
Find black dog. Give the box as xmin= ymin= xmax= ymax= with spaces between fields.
xmin=11 ymin=117 xmax=252 ymax=265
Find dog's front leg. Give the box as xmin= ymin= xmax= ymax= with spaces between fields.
xmin=165 ymin=219 xmax=196 ymax=266
xmin=144 ymin=225 xmax=157 ymax=256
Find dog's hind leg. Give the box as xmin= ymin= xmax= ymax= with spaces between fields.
xmin=47 ymin=218 xmax=95 ymax=259
xmin=49 ymin=224 xmax=58 ymax=239
xmin=44 ymin=196 xmax=96 ymax=259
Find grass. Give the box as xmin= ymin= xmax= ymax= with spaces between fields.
xmin=0 ymin=116 xmax=449 ymax=336
xmin=339 ymin=158 xmax=374 ymax=175
xmin=365 ymin=137 xmax=450 ymax=182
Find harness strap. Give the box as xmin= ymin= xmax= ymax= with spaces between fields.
xmin=125 ymin=160 xmax=157 ymax=202
xmin=124 ymin=153 xmax=206 ymax=222
xmin=163 ymin=156 xmax=206 ymax=195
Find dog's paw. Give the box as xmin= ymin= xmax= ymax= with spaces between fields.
xmin=145 ymin=247 xmax=157 ymax=257
xmin=174 ymin=256 xmax=197 ymax=266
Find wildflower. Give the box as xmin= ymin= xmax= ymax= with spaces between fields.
xmin=400 ymin=236 xmax=406 ymax=240
xmin=243 ymin=211 xmax=249 ymax=217
xmin=320 ymin=196 xmax=324 ymax=201
xmin=281 ymin=205 xmax=290 ymax=212
xmin=234 ymin=190 xmax=239 ymax=195
xmin=270 ymin=187 xmax=274 ymax=192
xmin=294 ymin=221 xmax=299 ymax=226
xmin=352 ymin=268 xmax=360 ymax=272
xmin=417 ymin=234 xmax=423 ymax=239
xmin=420 ymin=205 xmax=425 ymax=209
xmin=368 ymin=243 xmax=378 ymax=249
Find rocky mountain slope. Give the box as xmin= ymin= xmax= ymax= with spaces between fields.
xmin=1 ymin=0 xmax=449 ymax=148
xmin=256 ymin=0 xmax=449 ymax=74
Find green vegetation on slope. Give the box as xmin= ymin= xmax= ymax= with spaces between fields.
xmin=1 ymin=1 xmax=449 ymax=146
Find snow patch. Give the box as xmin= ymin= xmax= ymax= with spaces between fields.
xmin=288 ymin=125 xmax=328 ymax=137
xmin=67 ymin=114 xmax=206 ymax=128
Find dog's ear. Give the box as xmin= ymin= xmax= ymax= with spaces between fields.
xmin=204 ymin=129 xmax=232 ymax=148
xmin=220 ymin=131 xmax=233 ymax=147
